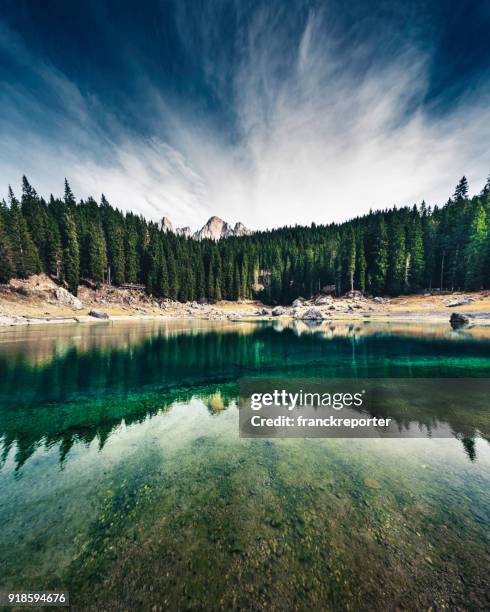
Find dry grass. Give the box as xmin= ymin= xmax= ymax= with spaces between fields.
xmin=387 ymin=291 xmax=490 ymax=314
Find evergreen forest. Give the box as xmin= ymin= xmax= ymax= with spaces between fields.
xmin=1 ymin=175 xmax=489 ymax=304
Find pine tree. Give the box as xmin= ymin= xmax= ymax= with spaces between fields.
xmin=195 ymin=256 xmax=206 ymax=300
xmin=387 ymin=216 xmax=406 ymax=295
xmin=445 ymin=199 xmax=467 ymax=291
xmin=233 ymin=265 xmax=241 ymax=301
xmin=269 ymin=245 xmax=283 ymax=303
xmin=45 ymin=215 xmax=62 ymax=278
xmin=101 ymin=195 xmax=125 ymax=285
xmin=0 ymin=199 xmax=14 ymax=282
xmin=7 ymin=186 xmax=41 ymax=278
xmin=64 ymin=178 xmax=77 ymax=208
xmin=87 ymin=223 xmax=107 ymax=283
xmin=188 ymin=263 xmax=196 ymax=301
xmin=240 ymin=253 xmax=249 ymax=298
xmin=249 ymin=254 xmax=258 ymax=297
xmin=406 ymin=209 xmax=425 ymax=292
xmin=421 ymin=202 xmax=436 ymax=289
xmin=145 ymin=225 xmax=162 ymax=296
xmin=158 ymin=252 xmax=169 ymax=297
xmin=220 ymin=247 xmax=234 ymax=300
xmin=340 ymin=227 xmax=356 ymax=293
xmin=465 ymin=199 xmax=487 ymax=290
xmin=61 ymin=211 xmax=80 ymax=295
xmin=355 ymin=230 xmax=366 ymax=292
xmin=481 ymin=174 xmax=490 ymax=197
xmin=213 ymin=250 xmax=222 ymax=301
xmin=207 ymin=252 xmax=216 ymax=300
xmin=370 ymin=217 xmax=388 ymax=295
xmin=304 ymin=247 xmax=317 ymax=297
xmin=125 ymin=222 xmax=139 ymax=283
xmin=453 ymin=176 xmax=469 ymax=201
xmin=167 ymin=251 xmax=178 ymax=300
xmin=21 ymin=176 xmax=49 ymax=266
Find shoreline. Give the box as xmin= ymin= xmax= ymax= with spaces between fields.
xmin=2 ymin=274 xmax=490 ymax=328
xmin=1 ymin=310 xmax=489 ymax=329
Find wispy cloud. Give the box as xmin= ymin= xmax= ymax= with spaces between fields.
xmin=1 ymin=4 xmax=489 ymax=230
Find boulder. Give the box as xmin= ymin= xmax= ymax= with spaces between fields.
xmin=88 ymin=310 xmax=109 ymax=319
xmin=55 ymin=287 xmax=83 ymax=310
xmin=292 ymin=298 xmax=305 ymax=308
xmin=345 ymin=290 xmax=364 ymax=300
xmin=315 ymin=296 xmax=333 ymax=305
xmin=257 ymin=308 xmax=270 ymax=315
xmin=450 ymin=312 xmax=470 ymax=328
xmin=295 ymin=307 xmax=326 ymax=321
xmin=447 ymin=298 xmax=473 ymax=307
xmin=272 ymin=306 xmax=285 ymax=316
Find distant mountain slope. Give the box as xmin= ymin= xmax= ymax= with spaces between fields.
xmin=161 ymin=215 xmax=251 ymax=240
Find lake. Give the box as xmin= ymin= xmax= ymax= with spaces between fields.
xmin=0 ymin=319 xmax=489 ymax=610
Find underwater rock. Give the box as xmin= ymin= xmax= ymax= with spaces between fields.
xmin=364 ymin=478 xmax=382 ymax=489
xmin=450 ymin=312 xmax=470 ymax=328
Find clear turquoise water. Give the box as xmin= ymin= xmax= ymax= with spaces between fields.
xmin=0 ymin=320 xmax=489 ymax=610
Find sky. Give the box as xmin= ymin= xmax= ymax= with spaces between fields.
xmin=1 ymin=0 xmax=490 ymax=230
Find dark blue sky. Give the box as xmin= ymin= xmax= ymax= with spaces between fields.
xmin=1 ymin=0 xmax=489 ymax=228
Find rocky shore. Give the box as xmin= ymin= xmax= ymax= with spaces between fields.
xmin=2 ymin=274 xmax=490 ymax=327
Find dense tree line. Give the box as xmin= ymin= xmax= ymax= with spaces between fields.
xmin=1 ymin=175 xmax=489 ymax=304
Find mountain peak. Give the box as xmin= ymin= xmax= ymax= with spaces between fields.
xmin=233 ymin=222 xmax=251 ymax=237
xmin=195 ymin=216 xmax=232 ymax=241
xmin=160 ymin=217 xmax=174 ymax=232
xmin=160 ymin=216 xmax=251 ymax=241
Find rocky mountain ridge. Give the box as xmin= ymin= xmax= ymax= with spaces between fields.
xmin=160 ymin=215 xmax=251 ymax=240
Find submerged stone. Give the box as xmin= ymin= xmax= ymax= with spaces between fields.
xmin=364 ymin=478 xmax=382 ymax=489
xmin=450 ymin=312 xmax=470 ymax=328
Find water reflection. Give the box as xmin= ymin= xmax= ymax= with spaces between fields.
xmin=0 ymin=320 xmax=489 ymax=469
xmin=1 ymin=321 xmax=489 ymax=609
xmin=2 ymin=318 xmax=490 ymax=367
